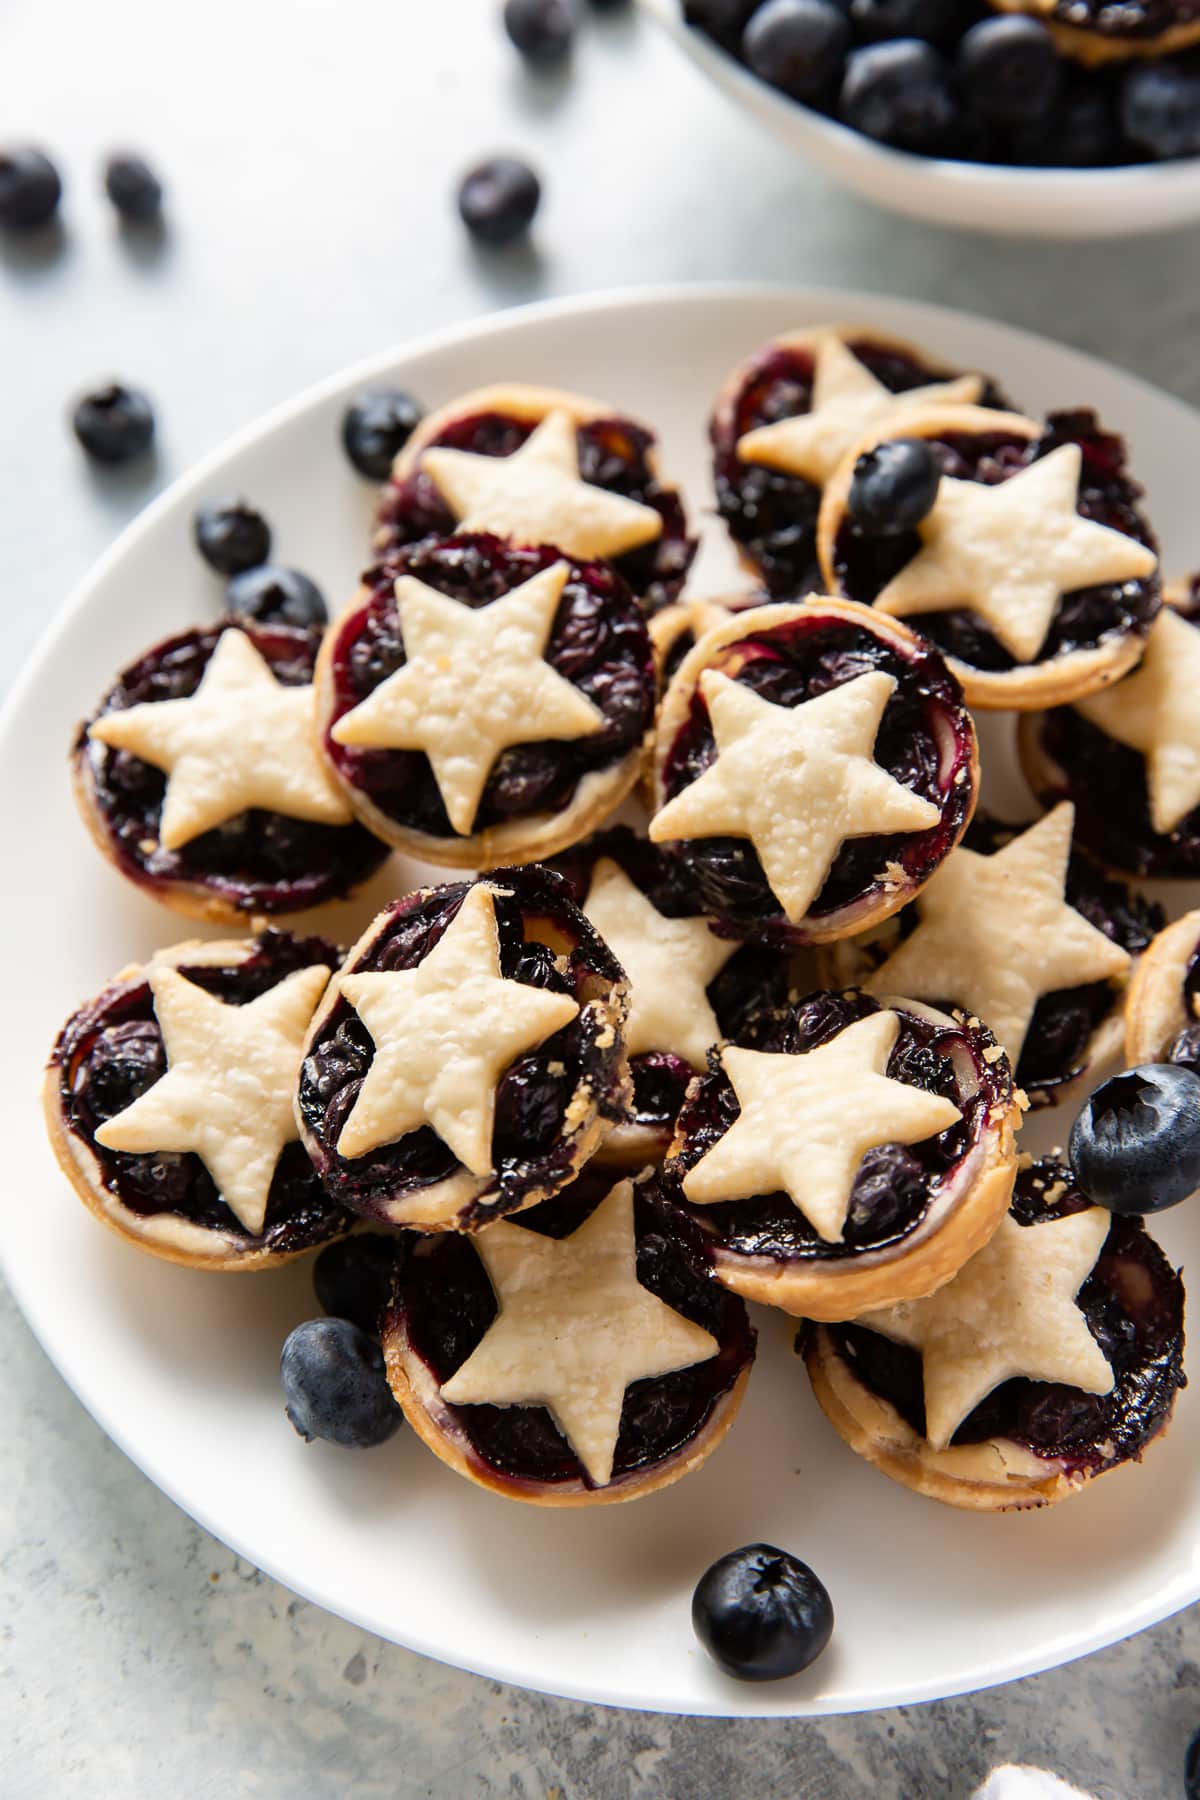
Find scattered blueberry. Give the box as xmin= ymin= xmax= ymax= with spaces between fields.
xmin=225 ymin=565 xmax=327 ymax=630
xmin=71 ymin=384 xmax=155 ymax=465
xmin=847 ymin=437 xmax=940 ymax=534
xmin=1068 ymin=1064 xmax=1200 ymax=1216
xmin=692 ymin=1544 xmax=834 ymax=1681
xmin=341 ymin=389 xmax=424 ymax=480
xmin=0 ymin=146 xmax=62 ymax=231
xmin=281 ymin=1317 xmax=402 ymax=1449
xmin=103 ymin=152 xmax=163 ymax=222
xmin=1121 ymin=58 xmax=1200 ymax=161
xmin=743 ymin=0 xmax=850 ymax=102
xmin=504 ymin=0 xmax=576 ymax=63
xmin=457 ymin=155 xmax=541 ymax=245
xmin=1186 ymin=1727 xmax=1200 ymax=1800
xmin=313 ymin=1234 xmax=405 ymax=1339
xmin=956 ymin=18 xmax=1061 ymax=128
xmin=848 ymin=0 xmax=955 ymax=41
xmin=839 ymin=39 xmax=958 ymax=152
xmin=193 ymin=499 xmax=272 ymax=576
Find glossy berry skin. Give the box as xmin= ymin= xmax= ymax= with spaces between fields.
xmin=839 ymin=40 xmax=958 ymax=153
xmin=103 ymin=153 xmax=163 ymax=221
xmin=1068 ymin=1064 xmax=1200 ymax=1216
xmin=225 ymin=565 xmax=327 ymax=630
xmin=193 ymin=498 xmax=272 ymax=576
xmin=313 ymin=1234 xmax=405 ymax=1339
xmin=848 ymin=0 xmax=955 ymax=41
xmin=1121 ymin=60 xmax=1200 ymax=161
xmin=847 ymin=437 xmax=940 ymax=534
xmin=693 ymin=1545 xmax=834 ymax=1681
xmin=504 ymin=0 xmax=576 ymax=62
xmin=0 ymin=147 xmax=62 ymax=230
xmin=956 ymin=18 xmax=1061 ymax=128
xmin=71 ymin=384 xmax=155 ymax=464
xmin=743 ymin=0 xmax=850 ymax=101
xmin=341 ymin=389 xmax=424 ymax=480
xmin=458 ymin=156 xmax=541 ymax=245
xmin=281 ymin=1318 xmax=402 ymax=1448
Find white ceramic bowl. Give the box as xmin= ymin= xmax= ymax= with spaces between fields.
xmin=641 ymin=0 xmax=1200 ymax=239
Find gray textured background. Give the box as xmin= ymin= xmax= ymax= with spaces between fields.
xmin=4 ymin=1 xmax=1200 ymax=1794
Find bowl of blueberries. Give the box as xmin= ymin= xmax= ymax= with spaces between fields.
xmin=642 ymin=0 xmax=1200 ymax=237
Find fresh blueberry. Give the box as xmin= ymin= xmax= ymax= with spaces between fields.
xmin=457 ymin=156 xmax=541 ymax=245
xmin=341 ymin=389 xmax=424 ymax=480
xmin=504 ymin=0 xmax=576 ymax=62
xmin=692 ymin=1544 xmax=834 ymax=1681
xmin=1009 ymin=80 xmax=1119 ymax=168
xmin=193 ymin=498 xmax=272 ymax=576
xmin=587 ymin=0 xmax=628 ymax=10
xmin=225 ymin=565 xmax=327 ymax=630
xmin=71 ymin=384 xmax=155 ymax=465
xmin=313 ymin=1234 xmax=405 ymax=1339
xmin=0 ymin=147 xmax=62 ymax=231
xmin=103 ymin=152 xmax=163 ymax=222
xmin=1186 ymin=1727 xmax=1200 ymax=1800
xmin=684 ymin=0 xmax=759 ymax=48
xmin=839 ymin=39 xmax=958 ymax=152
xmin=1121 ymin=58 xmax=1200 ymax=161
xmin=743 ymin=0 xmax=850 ymax=102
xmin=848 ymin=0 xmax=954 ymax=41
xmin=281 ymin=1318 xmax=402 ymax=1448
xmin=847 ymin=437 xmax=940 ymax=534
xmin=1068 ymin=1064 xmax=1200 ymax=1215
xmin=956 ymin=18 xmax=1062 ymax=128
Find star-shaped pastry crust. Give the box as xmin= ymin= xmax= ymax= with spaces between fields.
xmin=649 ymin=670 xmax=940 ymax=924
xmin=873 ymin=444 xmax=1159 ymax=664
xmin=94 ymin=962 xmax=331 ymax=1236
xmin=439 ymin=1179 xmax=717 ymax=1486
xmin=681 ymin=1011 xmax=961 ymax=1243
xmin=335 ymin=884 xmax=580 ymax=1170
xmin=1075 ymin=608 xmax=1200 ymax=834
xmin=865 ymin=804 xmax=1130 ymax=1066
xmin=861 ymin=1208 xmax=1114 ymax=1450
xmin=583 ymin=857 xmax=736 ymax=1068
xmin=419 ymin=408 xmax=664 ymax=561
xmin=89 ymin=628 xmax=353 ymax=850
xmin=330 ymin=562 xmax=605 ymax=835
xmin=735 ymin=334 xmax=983 ymax=489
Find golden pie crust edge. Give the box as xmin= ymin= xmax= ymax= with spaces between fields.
xmin=990 ymin=0 xmax=1200 ymax=64
xmin=1124 ymin=907 xmax=1200 ymax=1065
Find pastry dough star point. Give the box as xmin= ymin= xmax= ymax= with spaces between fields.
xmin=439 ymin=1180 xmax=718 ymax=1487
xmin=682 ymin=1010 xmax=961 ymax=1243
xmin=1077 ymin=607 xmax=1200 ymax=834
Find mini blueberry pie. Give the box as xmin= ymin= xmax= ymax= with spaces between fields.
xmin=550 ymin=826 xmax=789 ymax=1162
xmin=374 ymin=382 xmax=694 ymax=616
xmin=818 ymin=405 xmax=1161 ymax=710
xmin=991 ymin=0 xmax=1200 ymax=64
xmin=649 ymin=599 xmax=978 ymax=948
xmin=380 ymin=1165 xmax=755 ymax=1505
xmin=1018 ymin=583 xmax=1200 ymax=876
xmin=804 ymin=1158 xmax=1186 ymax=1511
xmin=315 ymin=534 xmax=656 ymax=868
xmin=295 ymin=868 xmax=630 ymax=1233
xmin=711 ymin=326 xmax=1002 ymax=598
xmin=664 ymin=991 xmax=1019 ymax=1321
xmin=44 ymin=930 xmax=350 ymax=1271
xmin=828 ymin=806 xmax=1155 ymax=1110
xmin=75 ymin=620 xmax=389 ymax=923
xmin=1124 ymin=907 xmax=1200 ymax=1068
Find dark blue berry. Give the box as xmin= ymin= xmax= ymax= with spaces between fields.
xmin=1009 ymin=81 xmax=1119 ymax=169
xmin=1068 ymin=1064 xmax=1200 ymax=1216
xmin=341 ymin=389 xmax=424 ymax=480
xmin=848 ymin=0 xmax=954 ymax=42
xmin=193 ymin=498 xmax=272 ymax=576
xmin=313 ymin=1234 xmax=405 ymax=1339
xmin=103 ymin=152 xmax=163 ymax=222
xmin=1186 ymin=1727 xmax=1200 ymax=1800
xmin=692 ymin=1544 xmax=834 ymax=1681
xmin=847 ymin=437 xmax=939 ymax=534
xmin=1121 ymin=59 xmax=1200 ymax=161
xmin=956 ymin=18 xmax=1062 ymax=128
xmin=0 ymin=147 xmax=62 ymax=231
xmin=684 ymin=0 xmax=759 ymax=49
xmin=504 ymin=0 xmax=576 ymax=62
xmin=225 ymin=565 xmax=327 ymax=630
xmin=281 ymin=1318 xmax=402 ymax=1448
xmin=839 ymin=39 xmax=958 ymax=152
xmin=71 ymin=384 xmax=155 ymax=465
xmin=457 ymin=156 xmax=541 ymax=245
xmin=743 ymin=0 xmax=850 ymax=101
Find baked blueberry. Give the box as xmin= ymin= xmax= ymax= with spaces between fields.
xmin=281 ymin=1318 xmax=402 ymax=1448
xmin=341 ymin=389 xmax=424 ymax=480
xmin=313 ymin=1233 xmax=407 ymax=1338
xmin=103 ymin=152 xmax=163 ymax=221
xmin=847 ymin=438 xmax=939 ymax=535
xmin=692 ymin=1545 xmax=834 ymax=1681
xmin=193 ymin=498 xmax=272 ymax=577
xmin=457 ymin=156 xmax=541 ymax=245
xmin=226 ymin=564 xmax=327 ymax=630
xmin=1121 ymin=57 xmax=1200 ymax=160
xmin=71 ymin=384 xmax=155 ymax=465
xmin=742 ymin=0 xmax=850 ymax=102
xmin=504 ymin=0 xmax=576 ymax=62
xmin=839 ymin=40 xmax=958 ymax=152
xmin=1069 ymin=1063 xmax=1200 ymax=1215
xmin=956 ymin=18 xmax=1062 ymax=128
xmin=0 ymin=146 xmax=62 ymax=230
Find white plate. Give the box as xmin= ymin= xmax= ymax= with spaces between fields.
xmin=641 ymin=0 xmax=1200 ymax=240
xmin=6 ymin=285 xmax=1200 ymax=1720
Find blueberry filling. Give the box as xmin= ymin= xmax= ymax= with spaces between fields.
xmin=825 ymin=1159 xmax=1185 ymax=1472
xmin=52 ymin=931 xmax=350 ymax=1250
xmin=711 ymin=340 xmax=1007 ymax=598
xmin=832 ymin=410 xmax=1160 ymax=671
xmin=657 ymin=610 xmax=974 ymax=938
xmin=78 ymin=623 xmax=389 ymax=913
xmin=374 ymin=411 xmax=695 ymax=615
xmin=388 ymin=1166 xmax=755 ymax=1488
xmin=322 ymin=535 xmax=655 ymax=840
xmin=297 ymin=867 xmax=627 ymax=1227
xmin=665 ymin=990 xmax=1008 ymax=1262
